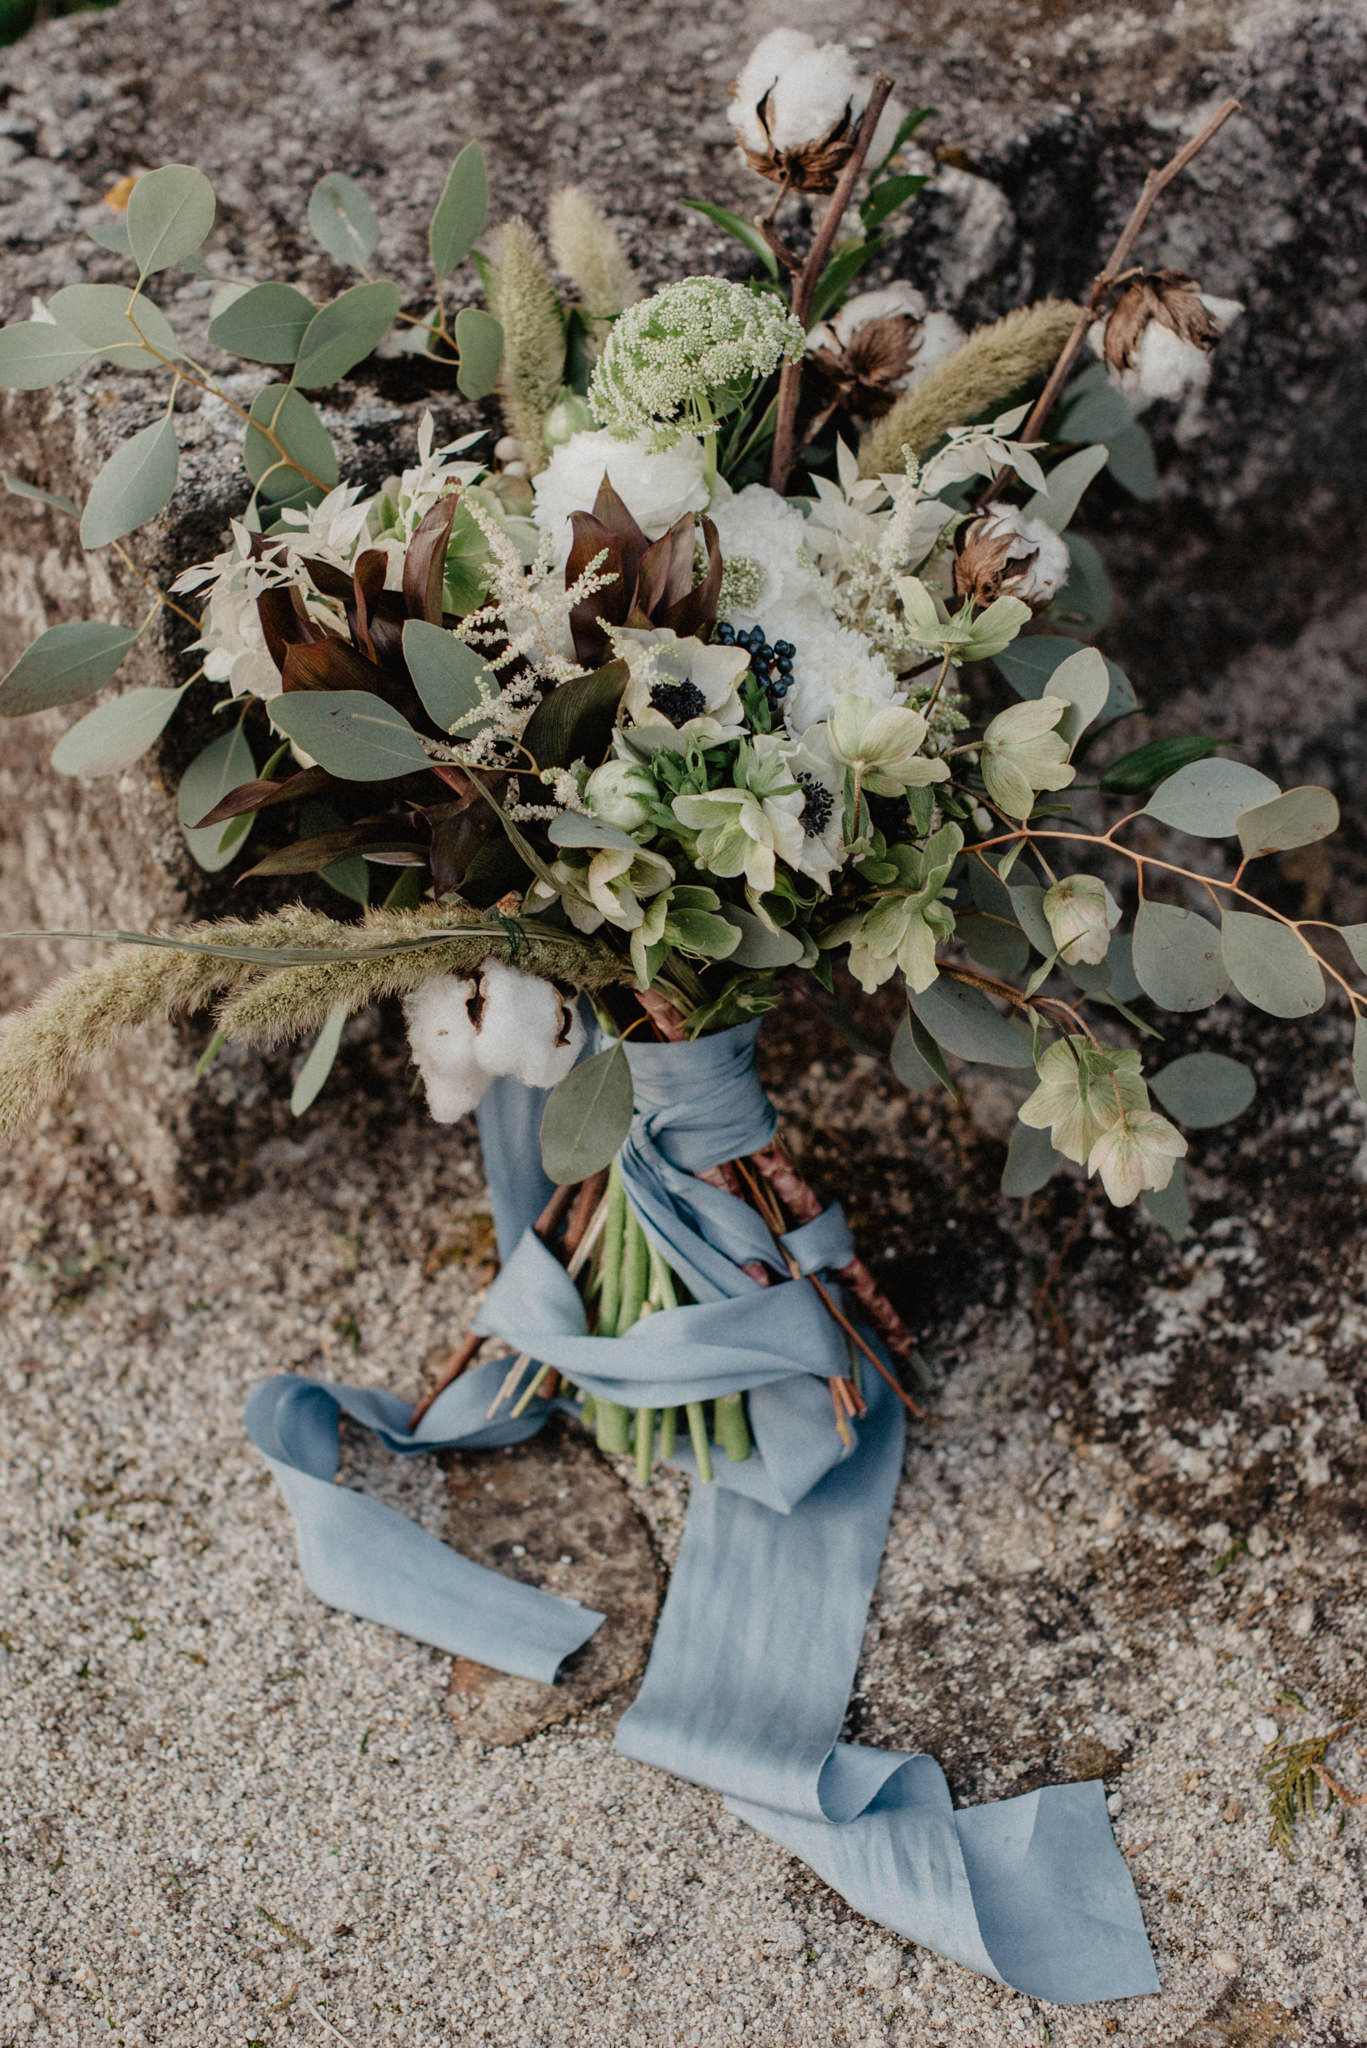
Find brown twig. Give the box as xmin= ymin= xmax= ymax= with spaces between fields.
xmin=747 ymin=1143 xmax=919 ymax=1361
xmin=565 ymin=1168 xmax=609 ymax=1257
xmin=978 ymin=97 xmax=1240 ymax=507
xmin=408 ymin=1330 xmax=487 ymax=1430
xmin=768 ymin=74 xmax=895 ymax=494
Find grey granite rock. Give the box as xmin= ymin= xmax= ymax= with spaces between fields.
xmin=0 ymin=0 xmax=1364 ymax=1205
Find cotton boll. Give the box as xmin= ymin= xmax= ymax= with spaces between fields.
xmin=404 ymin=975 xmax=481 ymax=1076
xmin=420 ymin=1067 xmax=492 ymax=1123
xmin=765 ymin=45 xmax=861 ymax=151
xmin=730 ymin=29 xmax=815 ymax=153
xmin=471 ymin=961 xmax=585 ymax=1089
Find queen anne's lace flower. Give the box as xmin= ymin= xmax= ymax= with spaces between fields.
xmin=589 ymin=278 xmax=804 ymax=445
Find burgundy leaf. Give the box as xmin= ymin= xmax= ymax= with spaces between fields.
xmin=662 ymin=514 xmax=722 ymax=639
xmin=240 ymin=826 xmax=428 ymax=880
xmin=351 ymin=548 xmax=389 ymax=662
xmin=282 ymin=636 xmax=393 ymax=695
xmin=192 ymin=765 xmax=335 ymax=829
xmin=402 ymin=491 xmax=460 ymax=624
xmin=257 ymin=585 xmax=330 ymax=677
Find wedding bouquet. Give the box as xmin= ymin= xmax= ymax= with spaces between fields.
xmin=0 ymin=31 xmax=1351 ymax=1997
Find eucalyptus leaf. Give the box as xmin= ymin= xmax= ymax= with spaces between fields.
xmin=908 ymin=977 xmax=1034 ymax=1068
xmin=0 ymin=319 xmax=94 ymax=389
xmin=720 ymin=909 xmax=804 ymax=969
xmin=994 ymin=634 xmax=1134 ymax=723
xmin=1105 ymin=421 xmax=1160 ymax=499
xmin=1235 ymin=785 xmax=1340 ymax=859
xmin=1007 ymin=881 xmax=1055 ymax=958
xmin=1001 ymin=1118 xmax=1057 ymax=1198
xmin=1145 ymin=759 xmax=1280 ymax=837
xmin=1221 ymin=910 xmax=1325 ymax=1018
xmin=1051 ymin=532 xmax=1112 ymax=632
xmin=455 ymin=307 xmax=503 ymax=400
xmin=3 ymin=472 xmax=80 ymax=516
xmin=292 ymin=281 xmax=402 ymax=388
xmin=179 ymin=723 xmax=257 ymax=871
xmin=50 ymin=684 xmax=188 ymax=776
xmin=959 ymin=911 xmax=1030 ymax=977
xmin=540 ymin=1042 xmax=634 ymax=1183
xmin=126 ymin=165 xmax=215 ymax=277
xmin=308 ymin=172 xmax=381 ymax=271
xmin=401 ymin=620 xmax=493 ymax=732
xmin=1354 ymin=1017 xmax=1367 ymax=1107
xmin=1150 ymin=1051 xmax=1256 ymax=1128
xmin=680 ymin=199 xmax=779 ymax=281
xmin=1055 ymin=366 xmax=1135 ymax=444
xmin=290 ymin=1001 xmax=348 ymax=1116
xmin=889 ymin=1011 xmax=939 ymax=1091
xmin=547 ymin=810 xmax=641 ymax=856
xmin=0 ymin=621 xmax=142 ymax=717
xmin=1131 ymin=901 xmax=1228 ymax=1012
xmin=1041 ymin=645 xmax=1109 ymax=743
xmin=430 ymin=141 xmax=488 ymax=279
xmin=48 ymin=284 xmax=182 ymax=370
xmin=79 ymin=413 xmax=179 ymax=549
xmin=270 ymin=691 xmax=431 ymax=781
xmin=208 ymin=281 xmax=316 ymax=365
xmin=243 ymin=384 xmax=338 ymax=505
xmin=86 ymin=214 xmax=133 ymax=257
xmin=1339 ymin=925 xmax=1367 ymax=976
xmin=1142 ymin=1157 xmax=1190 ymax=1239
xmin=1023 ymin=444 xmax=1109 ymax=532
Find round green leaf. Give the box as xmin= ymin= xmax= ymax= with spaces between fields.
xmin=1339 ymin=925 xmax=1367 ymax=977
xmin=309 ymin=172 xmax=381 ymax=271
xmin=1235 ymin=785 xmax=1340 ymax=859
xmin=1131 ymin=900 xmax=1228 ymax=1013
xmin=1221 ymin=910 xmax=1325 ymax=1018
xmin=547 ymin=810 xmax=640 ymax=856
xmin=243 ymin=385 xmax=338 ymax=504
xmin=993 ymin=634 xmax=1134 ymax=724
xmin=908 ymin=977 xmax=1034 ymax=1068
xmin=1041 ymin=645 xmax=1109 ymax=744
xmin=290 ymin=1001 xmax=348 ymax=1116
xmin=0 ymin=621 xmax=141 ymax=717
xmin=1150 ymin=1051 xmax=1256 ymax=1128
xmin=208 ymin=282 xmax=317 ymax=365
xmin=269 ymin=691 xmax=431 ymax=781
xmin=455 ymin=307 xmax=503 ymax=400
xmin=79 ymin=413 xmax=179 ymax=549
xmin=539 ymin=1043 xmax=634 ymax=1184
xmin=430 ymin=141 xmax=488 ymax=280
xmin=126 ymin=165 xmax=215 ymax=277
xmin=1145 ymin=759 xmax=1279 ymax=837
xmin=1105 ymin=421 xmax=1160 ymax=500
xmin=1001 ymin=1118 xmax=1057 ymax=1198
xmin=719 ymin=908 xmax=804 ymax=969
xmin=48 ymin=284 xmax=182 ymax=370
xmin=1142 ymin=1157 xmax=1190 ymax=1240
xmin=0 ymin=319 xmax=94 ymax=390
xmin=1023 ymin=444 xmax=1109 ymax=533
xmin=1051 ymin=533 xmax=1112 ymax=633
xmin=51 ymin=684 xmax=188 ymax=777
xmin=179 ymin=723 xmax=257 ymax=872
xmin=292 ymin=281 xmax=402 ymax=389
xmin=401 ymin=619 xmax=493 ymax=733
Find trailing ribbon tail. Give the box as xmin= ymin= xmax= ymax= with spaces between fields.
xmin=244 ymin=1023 xmax=1158 ymax=2003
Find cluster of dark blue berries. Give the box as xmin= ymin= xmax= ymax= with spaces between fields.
xmin=715 ymin=619 xmax=796 ymax=707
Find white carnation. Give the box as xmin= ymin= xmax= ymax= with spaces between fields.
xmin=780 ymin=603 xmax=903 ymax=734
xmin=532 ymin=428 xmax=709 ymax=567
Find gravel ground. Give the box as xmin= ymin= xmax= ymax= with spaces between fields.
xmin=3 ymin=1026 xmax=1367 ymax=2048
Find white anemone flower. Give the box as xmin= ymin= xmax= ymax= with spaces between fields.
xmin=616 ymin=627 xmax=749 ymax=749
xmin=757 ymin=726 xmax=848 ymax=890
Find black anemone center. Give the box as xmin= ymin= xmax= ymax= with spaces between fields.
xmin=798 ymin=772 xmax=834 ymax=838
xmin=649 ymin=677 xmax=708 ymax=727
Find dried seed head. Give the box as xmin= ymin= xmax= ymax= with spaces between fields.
xmin=1091 ymin=270 xmax=1242 ymax=406
xmin=806 ymin=286 xmax=963 ymax=419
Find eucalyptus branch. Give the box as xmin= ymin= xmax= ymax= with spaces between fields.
xmin=108 ymin=540 xmax=204 ymax=632
xmin=768 ymin=74 xmax=894 ymax=494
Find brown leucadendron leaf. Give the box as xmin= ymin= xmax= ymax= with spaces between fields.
xmin=351 ymin=548 xmax=390 ymax=662
xmin=193 ymin=764 xmax=335 ymax=829
xmin=241 ymin=824 xmax=427 ymax=878
xmin=662 ymin=514 xmax=722 ymax=639
xmin=257 ymin=584 xmax=330 ymax=677
xmin=635 ymin=515 xmax=696 ymax=620
xmin=566 ymin=516 xmax=629 ymax=669
xmin=282 ymin=635 xmax=394 ymax=696
xmin=403 ymin=492 xmax=460 ymax=624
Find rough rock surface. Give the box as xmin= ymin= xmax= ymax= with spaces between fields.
xmin=0 ymin=0 xmax=1365 ymax=1201
xmin=2 ymin=1016 xmax=1366 ymax=2047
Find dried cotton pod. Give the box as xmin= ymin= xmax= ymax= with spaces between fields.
xmin=1089 ymin=269 xmax=1242 ymax=407
xmin=953 ymin=504 xmax=1071 ymax=613
xmin=806 ymin=285 xmax=963 ymax=419
xmin=727 ymin=30 xmax=903 ymax=193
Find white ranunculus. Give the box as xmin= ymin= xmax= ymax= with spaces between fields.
xmin=531 ymin=428 xmax=709 ymax=567
xmin=708 ymin=483 xmax=827 ymax=629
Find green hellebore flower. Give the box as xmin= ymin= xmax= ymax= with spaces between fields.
xmin=897 ymin=576 xmax=1031 ymax=667
xmin=1086 ymin=1108 xmax=1187 ymax=1207
xmin=1017 ymin=1038 xmax=1147 ymax=1166
xmin=980 ymin=695 xmax=1076 ymax=820
xmin=827 ymin=694 xmax=949 ymax=797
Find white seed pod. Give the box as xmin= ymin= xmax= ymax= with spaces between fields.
xmin=470 ymin=959 xmax=585 ymax=1090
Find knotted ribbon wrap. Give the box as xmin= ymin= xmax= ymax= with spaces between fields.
xmin=246 ymin=1021 xmax=1158 ymax=2003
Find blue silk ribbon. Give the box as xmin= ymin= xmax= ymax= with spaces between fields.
xmin=245 ymin=1021 xmax=1157 ymax=2003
